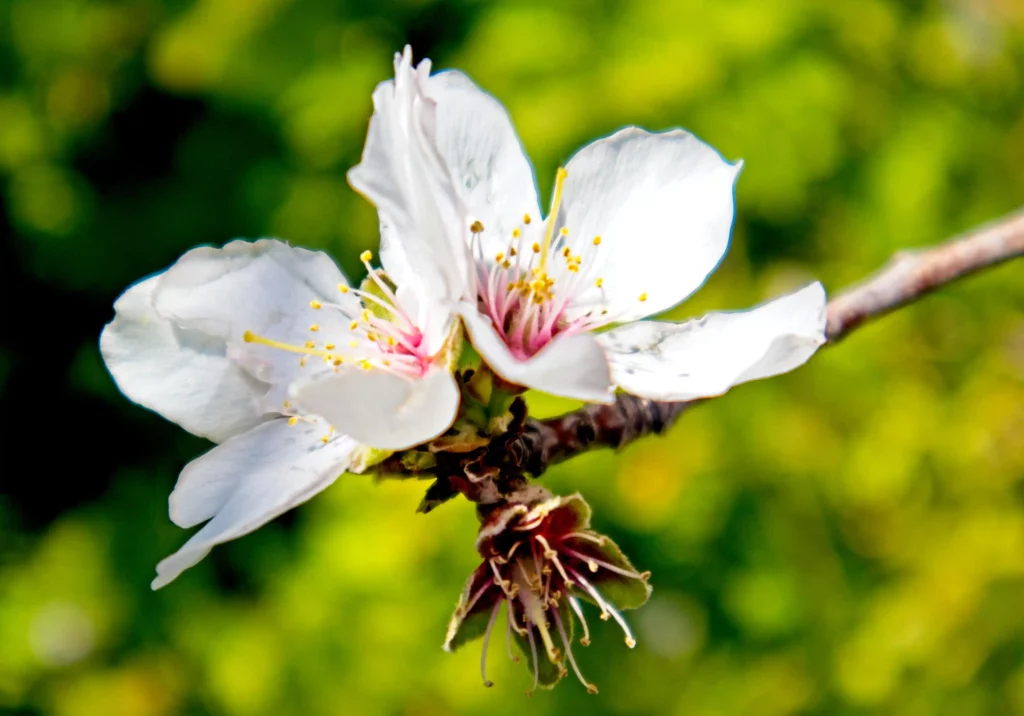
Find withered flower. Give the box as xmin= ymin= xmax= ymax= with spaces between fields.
xmin=444 ymin=490 xmax=651 ymax=692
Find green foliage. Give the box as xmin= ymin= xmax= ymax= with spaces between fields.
xmin=2 ymin=0 xmax=1024 ymax=713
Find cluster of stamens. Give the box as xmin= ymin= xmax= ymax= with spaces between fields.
xmin=472 ymin=168 xmax=648 ymax=359
xmin=447 ymin=498 xmax=650 ymax=694
xmin=239 ymin=252 xmax=431 ymax=441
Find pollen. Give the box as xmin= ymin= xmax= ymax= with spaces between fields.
xmin=349 ymin=321 xmax=359 ymax=330
xmin=512 ymin=228 xmax=521 ymax=238
xmin=309 ymin=300 xmax=322 ymax=310
xmin=309 ymin=324 xmax=320 ymax=332
xmin=288 ymin=416 xmax=299 ymax=426
xmin=470 ymin=220 xmax=485 ymax=233
xmin=638 ymin=293 xmax=648 ymax=302
xmin=532 ymin=242 xmax=541 ymax=253
xmin=338 ymin=284 xmax=349 ymax=294
xmin=304 ymin=340 xmax=315 ymax=349
xmin=360 ymin=250 xmax=372 ymax=262
xmin=593 ymin=236 xmax=602 ymax=246
xmin=333 ymin=357 xmax=343 ymax=366
xmin=595 ymin=277 xmax=604 ymax=288
xmin=325 ymin=343 xmax=335 ymax=350
xmin=562 ymin=246 xmax=571 ymax=258
xmin=509 ymin=247 xmax=517 ymax=256
xmin=321 ymin=434 xmax=330 ymax=444
xmin=523 ymin=213 xmax=532 ymax=224
xmin=495 ymin=252 xmax=505 ymax=262
xmin=559 ymin=227 xmax=569 ymax=237
xmin=387 ymin=336 xmax=396 ymax=346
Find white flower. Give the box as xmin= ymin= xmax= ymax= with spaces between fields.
xmin=100 ymin=239 xmax=460 ymax=588
xmin=350 ymin=47 xmax=827 ymax=403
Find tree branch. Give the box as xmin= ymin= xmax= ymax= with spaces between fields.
xmin=518 ymin=207 xmax=1024 ymax=475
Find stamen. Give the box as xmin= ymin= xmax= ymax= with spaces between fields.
xmin=505 ymin=607 xmax=520 ymax=663
xmin=309 ymin=300 xmax=322 ymax=310
xmin=538 ymin=167 xmax=568 ymax=271
xmin=562 ymin=547 xmax=645 ymax=580
xmin=638 ymin=293 xmax=648 ymax=302
xmin=593 ymin=236 xmax=602 ymax=245
xmin=338 ymin=284 xmax=349 ymax=294
xmin=243 ymin=330 xmax=331 ymax=359
xmin=480 ymin=601 xmax=501 ymax=688
xmin=570 ymin=571 xmax=637 ymax=648
xmin=523 ymin=213 xmax=532 ymax=224
xmin=309 ymin=324 xmax=320 ymax=332
xmin=471 ymin=220 xmax=485 ymax=233
xmin=568 ymin=596 xmax=592 ymax=646
xmin=553 ymin=605 xmax=598 ymax=694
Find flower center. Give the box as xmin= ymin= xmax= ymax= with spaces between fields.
xmin=242 ymin=251 xmax=429 ymax=376
xmin=472 ymin=168 xmax=649 ymax=360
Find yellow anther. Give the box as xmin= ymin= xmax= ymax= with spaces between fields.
xmin=574 ymin=255 xmax=582 ymax=263
xmin=532 ymin=242 xmax=541 ymax=253
xmin=512 ymin=228 xmax=521 ymax=238
xmin=595 ymin=277 xmax=604 ymax=288
xmin=309 ymin=300 xmax=322 ymax=310
xmin=562 ymin=246 xmax=571 ymax=257
xmin=559 ymin=227 xmax=569 ymax=237
xmin=502 ymin=260 xmax=511 ymax=269
xmin=470 ymin=220 xmax=485 ymax=233
xmin=338 ymin=284 xmax=349 ymax=294
xmin=360 ymin=250 xmax=372 ymax=262
xmin=382 ymin=359 xmax=391 ymax=367
xmin=304 ymin=340 xmax=315 ymax=349
xmin=568 ymin=264 xmax=579 ymax=273
xmin=495 ymin=252 xmax=505 ymax=262
xmin=349 ymin=321 xmax=359 ymax=330
xmin=523 ymin=214 xmax=532 ymax=224
xmin=333 ymin=358 xmax=343 ymax=366
xmin=325 ymin=343 xmax=335 ymax=350
xmin=321 ymin=434 xmax=330 ymax=444
xmin=309 ymin=324 xmax=320 ymax=332
xmin=288 ymin=416 xmax=299 ymax=426
xmin=638 ymin=292 xmax=648 ymax=302
xmin=282 ymin=400 xmax=291 ymax=409
xmin=509 ymin=247 xmax=517 ymax=256
xmin=387 ymin=336 xmax=396 ymax=347
xmin=299 ymin=357 xmax=308 ymax=367
xmin=366 ymin=332 xmax=378 ymax=341
xmin=359 ymin=359 xmax=372 ymax=371
xmin=593 ymin=236 xmax=602 ymax=246
xmin=349 ymin=340 xmax=359 ymax=348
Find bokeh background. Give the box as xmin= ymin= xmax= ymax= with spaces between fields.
xmin=2 ymin=0 xmax=1024 ymax=714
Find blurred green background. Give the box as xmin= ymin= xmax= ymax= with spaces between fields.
xmin=2 ymin=0 xmax=1024 ymax=714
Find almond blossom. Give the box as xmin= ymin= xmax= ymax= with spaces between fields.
xmin=350 ymin=48 xmax=827 ymax=404
xmin=100 ymin=239 xmax=460 ymax=588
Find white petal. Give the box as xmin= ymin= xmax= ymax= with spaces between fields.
xmin=290 ymin=365 xmax=460 ymax=450
xmin=427 ymin=70 xmax=540 ymax=258
xmin=100 ymin=275 xmax=269 ymax=443
xmin=598 ymin=282 xmax=827 ymax=401
xmin=557 ymin=128 xmax=742 ymax=322
xmin=153 ymin=418 xmax=357 ymax=589
xmin=153 ymin=238 xmax=349 ymax=345
xmin=349 ymin=47 xmax=469 ymax=307
xmin=459 ymin=306 xmax=614 ymax=403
